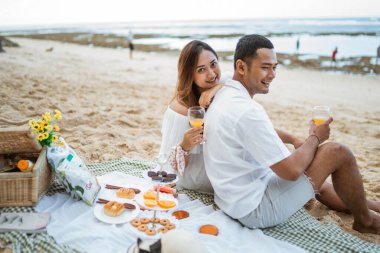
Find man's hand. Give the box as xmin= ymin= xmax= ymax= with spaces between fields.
xmin=309 ymin=117 xmax=333 ymax=143
xmin=293 ymin=139 xmax=304 ymax=149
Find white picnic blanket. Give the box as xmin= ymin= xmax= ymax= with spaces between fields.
xmin=35 ymin=172 xmax=306 ymax=253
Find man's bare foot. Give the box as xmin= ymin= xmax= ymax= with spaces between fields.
xmin=353 ymin=213 xmax=380 ymax=235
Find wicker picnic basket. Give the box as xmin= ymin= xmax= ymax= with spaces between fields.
xmin=0 ymin=126 xmax=53 ymax=207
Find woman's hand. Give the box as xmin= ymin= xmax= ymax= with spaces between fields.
xmin=180 ymin=127 xmax=204 ymax=151
xmin=199 ymin=84 xmax=223 ymax=108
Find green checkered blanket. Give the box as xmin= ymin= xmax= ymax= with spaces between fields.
xmin=1 ymin=158 xmax=379 ymax=253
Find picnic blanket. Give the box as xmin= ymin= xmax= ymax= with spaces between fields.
xmin=0 ymin=158 xmax=379 ymax=253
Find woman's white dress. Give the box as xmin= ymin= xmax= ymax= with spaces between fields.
xmin=159 ymin=107 xmax=213 ymax=194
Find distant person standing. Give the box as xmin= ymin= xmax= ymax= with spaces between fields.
xmin=331 ymin=47 xmax=338 ymax=68
xmin=0 ymin=37 xmax=5 ymax=53
xmin=296 ymin=37 xmax=300 ymax=55
xmin=376 ymin=45 xmax=380 ymax=68
xmin=127 ymin=29 xmax=134 ymax=60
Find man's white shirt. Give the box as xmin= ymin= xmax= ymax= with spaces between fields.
xmin=204 ymin=78 xmax=291 ymax=218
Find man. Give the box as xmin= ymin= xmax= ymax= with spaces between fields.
xmin=204 ymin=34 xmax=380 ymax=234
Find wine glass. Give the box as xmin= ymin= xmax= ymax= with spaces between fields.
xmin=154 ymin=153 xmax=168 ymax=203
xmin=312 ymin=106 xmax=331 ymax=125
xmin=188 ymin=106 xmax=206 ymax=144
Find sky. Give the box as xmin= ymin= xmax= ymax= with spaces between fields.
xmin=0 ymin=0 xmax=379 ymax=27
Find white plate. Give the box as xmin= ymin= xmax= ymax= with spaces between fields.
xmin=142 ymin=167 xmax=178 ymax=185
xmin=128 ymin=210 xmax=180 ymax=239
xmin=135 ymin=192 xmax=178 ymax=211
xmin=93 ymin=200 xmax=140 ymax=224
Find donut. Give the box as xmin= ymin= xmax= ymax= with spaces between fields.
xmin=158 ymin=227 xmax=169 ymax=234
xmin=137 ymin=224 xmax=148 ymax=232
xmin=131 ymin=219 xmax=141 ymax=227
xmin=140 ymin=218 xmax=151 ymax=224
xmin=145 ymin=228 xmax=156 ymax=236
xmin=151 ymin=217 xmax=160 ymax=223
xmin=165 ymin=223 xmax=176 ymax=230
xmin=159 ymin=219 xmax=170 ymax=226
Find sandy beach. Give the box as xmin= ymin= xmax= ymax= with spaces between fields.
xmin=0 ymin=38 xmax=379 ymax=244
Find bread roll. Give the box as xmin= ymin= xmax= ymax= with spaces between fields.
xmin=116 ymin=188 xmax=135 ymax=199
xmin=104 ymin=201 xmax=125 ymax=217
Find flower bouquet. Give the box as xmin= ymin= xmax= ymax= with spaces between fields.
xmin=29 ymin=110 xmax=100 ymax=206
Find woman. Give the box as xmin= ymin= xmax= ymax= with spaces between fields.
xmin=159 ymin=40 xmax=223 ymax=194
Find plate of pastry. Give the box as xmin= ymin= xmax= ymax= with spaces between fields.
xmin=94 ymin=199 xmax=140 ymax=224
xmin=129 ymin=210 xmax=179 ymax=239
xmin=135 ymin=190 xmax=178 ymax=211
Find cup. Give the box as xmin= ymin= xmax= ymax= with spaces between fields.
xmin=312 ymin=106 xmax=331 ymax=125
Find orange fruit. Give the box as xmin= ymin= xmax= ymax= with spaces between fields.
xmin=143 ymin=191 xmax=157 ymax=200
xmin=144 ymin=199 xmax=157 ymax=207
xmin=157 ymin=200 xmax=176 ymax=209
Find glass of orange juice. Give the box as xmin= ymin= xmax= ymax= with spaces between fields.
xmin=312 ymin=106 xmax=331 ymax=125
xmin=188 ymin=106 xmax=206 ymax=144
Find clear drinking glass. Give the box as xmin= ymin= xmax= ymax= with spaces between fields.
xmin=188 ymin=106 xmax=206 ymax=144
xmin=312 ymin=106 xmax=331 ymax=125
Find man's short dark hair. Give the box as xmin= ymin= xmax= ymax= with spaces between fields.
xmin=234 ymin=34 xmax=274 ymax=69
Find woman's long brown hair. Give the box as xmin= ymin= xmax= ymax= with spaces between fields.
xmin=174 ymin=40 xmax=218 ymax=108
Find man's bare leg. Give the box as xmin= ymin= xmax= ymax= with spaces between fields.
xmin=317 ymin=182 xmax=380 ymax=213
xmin=304 ymin=142 xmax=380 ymax=234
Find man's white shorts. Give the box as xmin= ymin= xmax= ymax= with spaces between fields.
xmin=238 ymin=174 xmax=315 ymax=229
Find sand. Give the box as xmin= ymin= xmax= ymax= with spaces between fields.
xmin=0 ymin=38 xmax=379 ymax=244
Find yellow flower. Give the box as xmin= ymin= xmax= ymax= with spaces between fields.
xmin=43 ymin=133 xmax=49 ymax=139
xmin=43 ymin=112 xmax=52 ymax=122
xmin=59 ymin=141 xmax=65 ymax=147
xmin=53 ymin=124 xmax=60 ymax=131
xmin=32 ymin=124 xmax=39 ymax=132
xmin=54 ymin=112 xmax=62 ymax=120
xmin=29 ymin=119 xmax=36 ymax=128
xmin=38 ymin=126 xmax=44 ymax=133
xmin=37 ymin=133 xmax=44 ymax=141
xmin=45 ymin=125 xmax=52 ymax=131
xmin=52 ymin=135 xmax=58 ymax=142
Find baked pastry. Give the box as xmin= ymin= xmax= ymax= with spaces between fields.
xmin=140 ymin=218 xmax=151 ymax=224
xmin=144 ymin=199 xmax=157 ymax=207
xmin=159 ymin=219 xmax=170 ymax=226
xmin=138 ymin=224 xmax=148 ymax=232
xmin=131 ymin=219 xmax=141 ymax=227
xmin=165 ymin=223 xmax=176 ymax=230
xmin=116 ymin=188 xmax=135 ymax=199
xmin=151 ymin=217 xmax=160 ymax=223
xmin=199 ymin=224 xmax=219 ymax=236
xmin=104 ymin=201 xmax=125 ymax=217
xmin=145 ymin=229 xmax=156 ymax=236
xmin=158 ymin=227 xmax=169 ymax=234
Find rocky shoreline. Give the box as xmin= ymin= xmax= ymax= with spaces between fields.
xmin=4 ymin=33 xmax=380 ymax=75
